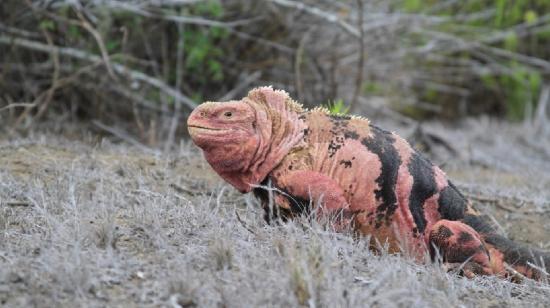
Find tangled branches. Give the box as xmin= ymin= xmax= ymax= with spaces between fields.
xmin=1 ymin=0 xmax=549 ymax=144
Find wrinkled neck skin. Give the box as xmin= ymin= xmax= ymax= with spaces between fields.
xmin=213 ymin=100 xmax=306 ymax=193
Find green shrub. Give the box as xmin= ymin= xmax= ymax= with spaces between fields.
xmin=326 ymin=99 xmax=350 ymax=115
xmin=397 ymin=0 xmax=550 ymax=120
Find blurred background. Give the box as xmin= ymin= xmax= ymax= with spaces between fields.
xmin=1 ymin=0 xmax=549 ymax=148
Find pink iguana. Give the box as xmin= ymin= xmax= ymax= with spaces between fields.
xmin=187 ymin=86 xmax=549 ymax=281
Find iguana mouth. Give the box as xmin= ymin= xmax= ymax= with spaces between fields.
xmin=188 ymin=125 xmax=224 ymax=131
xmin=188 ymin=125 xmax=230 ymax=135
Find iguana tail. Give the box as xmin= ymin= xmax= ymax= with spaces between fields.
xmin=463 ymin=214 xmax=550 ymax=281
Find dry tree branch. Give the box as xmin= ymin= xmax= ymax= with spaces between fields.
xmin=409 ymin=27 xmax=550 ymax=73
xmin=11 ymin=62 xmax=102 ymax=129
xmin=32 ymin=29 xmax=61 ymax=123
xmin=101 ymin=1 xmax=259 ymax=28
xmin=108 ymin=86 xmax=167 ymax=114
xmin=28 ymin=0 xmax=251 ymax=28
xmin=533 ymin=85 xmax=550 ymax=133
xmin=479 ymin=44 xmax=550 ymax=72
xmin=92 ymin=120 xmax=156 ymax=154
xmin=479 ymin=14 xmax=550 ymax=46
xmin=227 ymin=29 xmax=294 ymax=54
xmin=0 ymin=103 xmax=37 ymax=112
xmin=219 ymin=71 xmax=262 ymax=101
xmin=74 ymin=8 xmax=117 ymax=80
xmin=294 ymin=30 xmax=311 ymax=103
xmin=12 ymin=28 xmax=61 ymax=128
xmin=349 ymin=0 xmax=365 ymax=112
xmin=268 ymin=0 xmax=360 ymax=37
xmin=234 ymin=209 xmax=256 ymax=235
xmin=0 ymin=23 xmax=42 ymax=39
xmin=0 ymin=35 xmax=197 ymax=110
xmin=165 ymin=17 xmax=186 ymax=151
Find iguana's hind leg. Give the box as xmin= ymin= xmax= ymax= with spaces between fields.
xmin=428 ymin=220 xmax=493 ymax=278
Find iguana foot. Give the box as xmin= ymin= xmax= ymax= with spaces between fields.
xmin=429 ymin=220 xmax=493 ymax=276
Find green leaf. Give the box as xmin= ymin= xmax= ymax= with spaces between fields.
xmin=326 ymin=99 xmax=349 ymax=115
xmin=504 ymin=33 xmax=518 ymax=51
xmin=67 ymin=25 xmax=81 ymax=38
xmin=363 ymin=81 xmax=384 ymax=95
xmin=208 ymin=60 xmax=223 ymax=81
xmin=39 ymin=20 xmax=55 ymax=31
xmin=403 ymin=0 xmax=422 ymax=12
xmin=495 ymin=0 xmax=506 ymax=27
xmin=524 ymin=10 xmax=538 ymax=24
xmin=105 ymin=40 xmax=120 ymax=52
xmin=528 ymin=71 xmax=541 ymax=94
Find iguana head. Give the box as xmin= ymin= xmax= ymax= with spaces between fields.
xmin=188 ymin=100 xmax=259 ymax=171
xmin=187 ymin=87 xmax=305 ymax=193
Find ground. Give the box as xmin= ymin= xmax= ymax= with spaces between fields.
xmin=0 ymin=118 xmax=549 ymax=307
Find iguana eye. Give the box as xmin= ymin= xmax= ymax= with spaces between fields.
xmin=224 ymin=111 xmax=233 ymax=117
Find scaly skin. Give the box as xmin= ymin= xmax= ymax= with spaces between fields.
xmin=187 ymin=86 xmax=549 ymax=281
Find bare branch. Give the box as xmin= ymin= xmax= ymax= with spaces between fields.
xmin=533 ymin=85 xmax=550 ymax=133
xmin=268 ymin=0 xmax=360 ymax=37
xmin=0 ymin=103 xmax=37 ymax=112
xmin=74 ymin=8 xmax=117 ymax=79
xmin=219 ymin=71 xmax=262 ymax=101
xmin=101 ymin=1 xmax=259 ymax=28
xmin=92 ymin=120 xmax=156 ymax=154
xmin=350 ymin=0 xmax=365 ymax=112
xmin=0 ymin=35 xmax=197 ymax=110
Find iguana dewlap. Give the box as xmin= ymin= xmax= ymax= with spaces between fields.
xmin=187 ymin=86 xmax=549 ymax=281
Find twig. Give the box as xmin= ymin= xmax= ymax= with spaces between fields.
xmin=409 ymin=125 xmax=459 ymax=156
xmin=0 ymin=23 xmax=42 ymax=39
xmin=169 ymin=183 xmax=199 ymax=196
xmin=0 ymin=103 xmax=37 ymax=112
xmin=219 ymin=71 xmax=262 ymax=101
xmin=414 ymin=25 xmax=550 ymax=72
xmin=108 ymin=85 xmax=167 ymax=113
xmin=32 ymin=29 xmax=61 ymax=123
xmin=92 ymin=120 xmax=156 ymax=154
xmin=527 ymin=260 xmax=549 ymax=277
xmin=10 ymin=26 xmax=61 ymax=128
xmin=268 ymin=0 xmax=360 ymax=37
xmin=165 ymin=18 xmax=185 ymax=152
xmin=3 ymin=200 xmax=31 ymax=207
xmin=235 ymin=209 xmax=256 ymax=235
xmin=350 ymin=0 xmax=365 ymax=112
xmin=103 ymin=1 xmax=259 ymax=28
xmin=465 ymin=193 xmax=542 ymax=214
xmin=503 ymin=263 xmax=527 ymax=283
xmin=0 ymin=35 xmax=197 ymax=110
xmin=10 ymin=61 xmax=101 ymax=129
xmin=227 ymin=29 xmax=294 ymax=54
xmin=533 ymin=85 xmax=549 ymax=133
xmin=294 ymin=30 xmax=310 ymax=103
xmin=74 ymin=8 xmax=117 ymax=79
xmin=479 ymin=44 xmax=550 ymax=72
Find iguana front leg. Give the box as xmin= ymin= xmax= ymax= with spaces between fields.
xmin=272 ymin=170 xmax=351 ymax=227
xmin=428 ymin=220 xmax=494 ymax=278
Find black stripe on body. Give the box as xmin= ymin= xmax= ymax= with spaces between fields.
xmin=361 ymin=125 xmax=401 ymax=228
xmin=253 ymin=178 xmax=311 ymax=223
xmin=437 ymin=181 xmax=468 ymax=220
xmin=327 ymin=115 xmax=351 ymax=158
xmin=407 ymin=152 xmax=438 ymax=234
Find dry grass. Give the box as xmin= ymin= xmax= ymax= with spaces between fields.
xmin=1 ymin=119 xmax=550 ymax=307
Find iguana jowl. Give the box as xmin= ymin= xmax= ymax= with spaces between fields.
xmin=187 ymin=86 xmax=549 ymax=281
